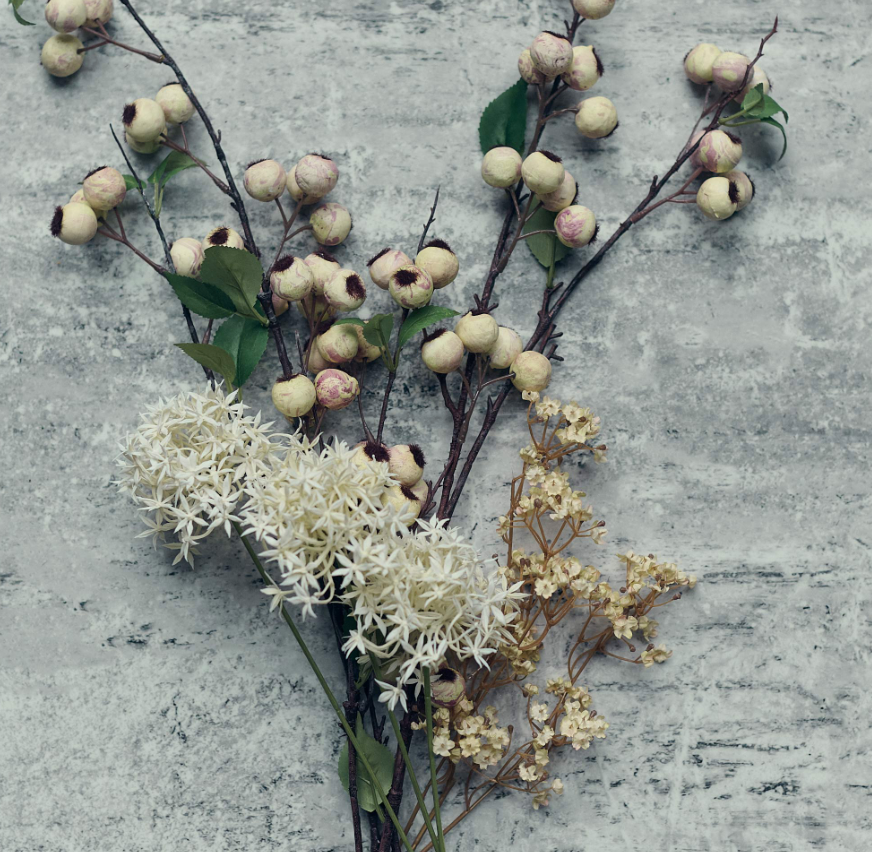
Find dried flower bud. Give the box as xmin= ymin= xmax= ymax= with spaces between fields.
xmin=518 ymin=48 xmax=547 ymax=85
xmin=354 ymin=325 xmax=384 ymax=363
xmin=696 ymin=176 xmax=738 ymax=221
xmin=555 ymin=204 xmax=597 ymax=248
xmin=510 ymin=351 xmax=552 ymax=392
xmin=306 ymin=341 xmax=333 ymax=373
xmin=272 ymin=292 xmax=289 ymax=317
xmin=455 ymin=311 xmax=498 ymax=354
xmin=430 ymin=667 xmax=466 ymax=707
xmin=695 ymin=130 xmax=742 ymax=174
xmin=351 ymin=440 xmax=390 ymax=469
xmin=410 ymin=479 xmax=428 ymax=502
xmin=571 ymin=0 xmax=615 ymax=19
xmin=83 ymin=166 xmax=126 ymax=210
xmin=537 ymin=169 xmax=577 ymax=212
xmin=50 ymin=202 xmax=98 ymax=245
xmin=683 ymin=43 xmax=722 ymax=84
xmin=421 ymin=329 xmax=464 ymax=373
xmin=415 ymin=239 xmax=458 ymax=289
xmin=723 ymin=170 xmax=754 ymax=211
xmin=481 ymin=146 xmax=523 ymax=188
xmin=244 ymin=159 xmax=287 ymax=202
xmin=521 ymin=151 xmax=565 ymax=195
xmin=125 ymin=131 xmax=160 ymax=155
xmin=385 ymin=484 xmax=422 ymax=524
xmin=203 ymin=226 xmax=245 ymax=251
xmin=295 ymin=154 xmax=339 ymax=199
xmin=155 ymin=83 xmax=195 ymax=125
xmin=316 ymin=323 xmax=359 ymax=363
xmin=83 ymin=0 xmax=113 ymax=26
xmin=69 ymin=188 xmax=105 ymax=219
xmin=367 ymin=248 xmax=411 ymax=290
xmin=315 ymin=369 xmax=360 ymax=411
xmin=285 ymin=165 xmax=320 ymax=204
xmin=170 ymin=237 xmax=205 ymax=278
xmin=388 ymin=444 xmax=425 ymax=486
xmin=304 ymin=249 xmax=341 ymax=296
xmin=530 ymin=31 xmax=574 ymax=77
xmin=270 ymin=255 xmax=314 ymax=301
xmin=324 ymin=269 xmax=366 ymax=311
xmin=310 ymin=202 xmax=352 ymax=247
xmin=734 ymin=65 xmax=770 ymax=102
xmin=122 ymin=98 xmax=167 ymax=144
xmin=45 ymin=0 xmax=86 ymax=33
xmin=574 ymin=96 xmax=618 ymax=139
xmin=389 ymin=265 xmax=434 ymax=309
xmin=489 ymin=327 xmax=523 ymax=369
xmin=562 ymin=45 xmax=602 ymax=92
xmin=272 ymin=375 xmax=316 ymax=419
xmin=41 ymin=34 xmax=84 ymax=78
xmin=712 ymin=52 xmax=751 ymax=93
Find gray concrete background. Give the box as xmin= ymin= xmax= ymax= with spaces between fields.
xmin=1 ymin=0 xmax=870 ymax=849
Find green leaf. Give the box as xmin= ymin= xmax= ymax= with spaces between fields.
xmin=123 ymin=174 xmax=145 ymax=192
xmin=397 ymin=305 xmax=460 ymax=351
xmin=522 ymin=206 xmax=570 ymax=269
xmin=747 ymin=93 xmax=789 ymax=122
xmin=175 ymin=342 xmax=236 ymax=389
xmin=334 ymin=317 xmax=367 ymax=328
xmin=10 ymin=0 xmax=34 ymax=25
xmin=479 ymin=79 xmax=528 ymax=155
xmin=337 ymin=715 xmax=395 ymax=814
xmin=164 ymin=272 xmax=236 ymax=320
xmin=362 ymin=313 xmax=394 ymax=349
xmin=740 ymin=83 xmax=765 ymax=113
xmin=213 ymin=315 xmax=269 ymax=387
xmin=147 ymin=150 xmax=199 ymax=189
xmin=199 ymin=246 xmax=265 ymax=321
xmin=761 ymin=116 xmax=789 ymax=161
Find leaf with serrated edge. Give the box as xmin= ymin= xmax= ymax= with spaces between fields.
xmin=199 ymin=246 xmax=264 ymax=319
xmin=165 ymin=272 xmax=236 ymax=319
xmin=479 ymin=79 xmax=528 ymax=155
xmin=175 ymin=343 xmax=236 ymax=389
xmin=523 ymin=206 xmax=570 ymax=269
xmin=397 ymin=306 xmax=460 ymax=350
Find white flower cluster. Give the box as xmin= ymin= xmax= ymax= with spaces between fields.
xmin=340 ymin=519 xmax=523 ymax=710
xmin=116 ymin=387 xmax=279 ymax=564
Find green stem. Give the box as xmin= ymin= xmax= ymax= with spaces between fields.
xmin=719 ymin=117 xmax=763 ymax=128
xmin=233 ymin=523 xmax=414 ymax=852
xmin=422 ymin=667 xmax=446 ymax=852
xmin=368 ymin=654 xmax=443 ymax=852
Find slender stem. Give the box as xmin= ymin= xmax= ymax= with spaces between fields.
xmin=97 ymin=225 xmax=165 ymax=274
xmin=422 ymin=668 xmax=445 ymax=852
xmin=79 ymin=25 xmax=164 ymax=62
xmin=161 ymin=137 xmax=230 ymax=193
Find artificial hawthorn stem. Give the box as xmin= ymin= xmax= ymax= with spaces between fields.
xmin=79 ymin=25 xmax=164 ymax=62
xmin=377 ymin=710 xmax=415 ymax=852
xmin=343 ymin=647 xmax=365 ymax=852
xmin=161 ymin=137 xmax=230 ymax=193
xmin=422 ymin=668 xmax=445 ymax=852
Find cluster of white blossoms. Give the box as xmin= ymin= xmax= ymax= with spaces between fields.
xmin=340 ymin=519 xmax=524 ymax=710
xmin=116 ymin=387 xmax=279 ymax=564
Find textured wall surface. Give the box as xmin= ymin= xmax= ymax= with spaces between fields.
xmin=2 ymin=0 xmax=870 ymax=850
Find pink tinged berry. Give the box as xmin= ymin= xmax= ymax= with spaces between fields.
xmin=712 ymin=52 xmax=751 ymax=93
xmin=723 ymin=170 xmax=754 ymax=211
xmin=286 ymin=166 xmax=320 ymax=204
xmin=562 ymin=45 xmax=603 ymax=92
xmin=530 ymin=31 xmax=574 ymax=77
xmin=122 ymin=98 xmax=166 ymax=144
xmin=518 ymin=49 xmax=547 ymax=85
xmin=51 ymin=202 xmax=98 ymax=245
xmin=41 ymin=34 xmax=84 ymax=77
xmin=170 ymin=237 xmax=205 ymax=278
xmin=430 ymin=667 xmax=466 ymax=708
xmin=388 ymin=444 xmax=425 ymax=487
xmin=489 ymin=327 xmax=523 ymax=369
xmin=537 ymin=169 xmax=577 ymax=213
xmin=324 ymin=269 xmax=366 ymax=311
xmin=45 ymin=0 xmax=86 ymax=33
xmin=684 ymin=43 xmax=722 ymax=85
xmin=272 ymin=375 xmax=316 ymax=419
xmin=574 ymin=96 xmax=618 ymax=139
xmin=203 ymin=226 xmax=245 ymax=251
xmin=555 ymin=205 xmax=597 ymax=248
xmin=310 ymin=202 xmax=352 ymax=246
xmin=421 ymin=329 xmax=465 ymax=373
xmin=316 ymin=323 xmax=359 ymax=364
xmin=571 ymin=0 xmax=615 ymax=19
xmin=244 ymin=159 xmax=287 ymax=202
xmin=155 ymin=83 xmax=194 ymax=124
xmin=304 ymin=249 xmax=341 ymax=296
xmin=481 ymin=146 xmax=523 ymax=188
xmin=83 ymin=0 xmax=113 ymax=26
xmin=389 ymin=265 xmax=434 ymax=309
xmin=455 ymin=312 xmax=498 ymax=354
xmin=125 ymin=131 xmax=160 ymax=155
xmin=415 ymin=239 xmax=458 ymax=289
xmin=83 ymin=166 xmax=127 ymax=210
xmin=272 ymin=292 xmax=289 ymax=317
xmin=367 ymin=248 xmax=411 ymax=290
xmin=510 ymin=351 xmax=552 ymax=393
xmin=295 ymin=154 xmax=339 ymax=199
xmin=351 ymin=440 xmax=391 ymax=469
xmin=695 ymin=130 xmax=742 ymax=174
xmin=307 ymin=342 xmax=333 ymax=373
xmin=409 ymin=479 xmax=428 ymax=502
xmin=696 ymin=176 xmax=738 ymax=221
xmin=385 ymin=484 xmax=422 ymax=525
xmin=314 ymin=369 xmax=360 ymax=411
xmin=521 ymin=151 xmax=565 ymax=195
xmin=270 ymin=255 xmax=315 ymax=301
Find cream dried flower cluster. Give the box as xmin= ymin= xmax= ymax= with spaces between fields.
xmin=116 ymin=387 xmax=279 ymax=564
xmin=341 ymin=519 xmax=523 ymax=710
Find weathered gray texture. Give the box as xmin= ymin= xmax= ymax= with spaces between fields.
xmin=1 ymin=0 xmax=869 ymax=849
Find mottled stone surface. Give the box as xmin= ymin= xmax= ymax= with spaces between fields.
xmin=2 ymin=1 xmax=870 ymax=850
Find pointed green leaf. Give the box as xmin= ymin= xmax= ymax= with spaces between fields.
xmin=334 ymin=317 xmax=367 ymax=327
xmin=148 ymin=150 xmax=199 ymax=189
xmin=164 ymin=272 xmax=236 ymax=320
xmin=175 ymin=343 xmax=236 ymax=388
xmin=761 ymin=116 xmax=788 ymax=161
xmin=213 ymin=315 xmax=269 ymax=387
xmin=479 ymin=79 xmax=529 ymax=155
xmin=523 ymin=206 xmax=570 ymax=269
xmin=740 ymin=83 xmax=765 ymax=113
xmin=362 ymin=313 xmax=394 ymax=348
xmin=747 ymin=92 xmax=789 ymax=122
xmin=199 ymin=246 xmax=264 ymax=319
xmin=123 ymin=175 xmax=145 ymax=192
xmin=397 ymin=306 xmax=460 ymax=351
xmin=10 ymin=0 xmax=34 ymax=25
xmin=337 ymin=715 xmax=395 ymax=813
